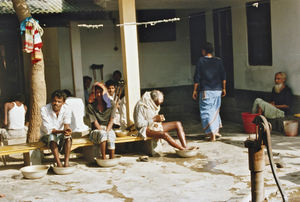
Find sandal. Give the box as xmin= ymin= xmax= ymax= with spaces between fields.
xmin=137 ymin=156 xmax=149 ymax=162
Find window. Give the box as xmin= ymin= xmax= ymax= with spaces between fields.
xmin=189 ymin=12 xmax=206 ymax=65
xmin=137 ymin=10 xmax=176 ymax=43
xmin=246 ymin=0 xmax=272 ymax=66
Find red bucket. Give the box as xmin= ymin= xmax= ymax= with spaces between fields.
xmin=241 ymin=112 xmax=259 ymax=134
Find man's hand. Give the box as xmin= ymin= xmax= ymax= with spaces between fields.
xmin=222 ymin=89 xmax=226 ymax=97
xmin=98 ymin=82 xmax=108 ymax=95
xmin=153 ymin=114 xmax=165 ymax=122
xmin=64 ymin=128 xmax=72 ymax=136
xmin=192 ymin=90 xmax=198 ymax=100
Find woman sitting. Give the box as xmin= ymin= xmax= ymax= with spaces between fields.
xmin=87 ymin=82 xmax=116 ymax=159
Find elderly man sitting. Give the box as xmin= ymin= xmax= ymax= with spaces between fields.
xmin=134 ymin=90 xmax=188 ymax=150
xmin=252 ymin=72 xmax=293 ymax=119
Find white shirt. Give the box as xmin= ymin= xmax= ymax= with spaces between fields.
xmin=40 ymin=103 xmax=71 ymax=136
xmin=65 ymin=97 xmax=89 ymax=132
xmin=8 ymin=102 xmax=26 ymax=130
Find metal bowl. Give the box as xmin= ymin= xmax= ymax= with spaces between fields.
xmin=114 ymin=130 xmax=128 ymax=137
xmin=52 ymin=162 xmax=77 ymax=175
xmin=95 ymin=155 xmax=121 ymax=167
xmin=175 ymin=148 xmax=198 ymax=158
xmin=20 ymin=165 xmax=49 ymax=179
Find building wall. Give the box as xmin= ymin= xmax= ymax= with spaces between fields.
xmin=80 ymin=20 xmax=123 ymax=83
xmin=38 ymin=1 xmax=300 ymax=100
xmin=57 ymin=27 xmax=74 ymax=94
xmin=79 ymin=11 xmax=193 ymax=88
xmin=42 ymin=28 xmax=61 ymax=102
xmin=229 ymin=0 xmax=300 ymax=95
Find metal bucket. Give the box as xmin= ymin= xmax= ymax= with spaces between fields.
xmin=283 ymin=120 xmax=299 ymax=137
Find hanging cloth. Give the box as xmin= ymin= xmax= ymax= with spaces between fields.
xmin=21 ymin=17 xmax=44 ymax=64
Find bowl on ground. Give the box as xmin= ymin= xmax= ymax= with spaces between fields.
xmin=20 ymin=165 xmax=49 ymax=179
xmin=95 ymin=155 xmax=122 ymax=167
xmin=52 ymin=162 xmax=77 ymax=175
xmin=114 ymin=130 xmax=129 ymax=137
xmin=175 ymin=147 xmax=198 ymax=158
xmin=283 ymin=120 xmax=299 ymax=137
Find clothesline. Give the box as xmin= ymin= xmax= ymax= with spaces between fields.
xmin=77 ymin=24 xmax=104 ymax=29
xmin=53 ymin=1 xmax=266 ymax=29
xmin=116 ymin=17 xmax=180 ymax=28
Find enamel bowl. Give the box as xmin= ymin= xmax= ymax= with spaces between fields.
xmin=20 ymin=165 xmax=49 ymax=179
xmin=114 ymin=130 xmax=129 ymax=137
xmin=95 ymin=155 xmax=121 ymax=167
xmin=52 ymin=162 xmax=77 ymax=175
xmin=175 ymin=148 xmax=198 ymax=158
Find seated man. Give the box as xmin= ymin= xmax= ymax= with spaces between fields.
xmin=2 ymin=93 xmax=28 ymax=141
xmin=62 ymin=89 xmax=89 ymax=133
xmin=105 ymin=79 xmax=116 ymax=101
xmin=105 ymin=80 xmax=121 ymax=128
xmin=134 ymin=90 xmax=188 ymax=150
xmin=40 ymin=90 xmax=72 ymax=167
xmin=252 ymin=72 xmax=293 ymax=119
xmin=87 ymin=82 xmax=116 ymax=159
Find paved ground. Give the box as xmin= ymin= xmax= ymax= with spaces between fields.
xmin=1 ymin=120 xmax=300 ymax=202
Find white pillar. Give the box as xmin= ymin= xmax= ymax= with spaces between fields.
xmin=118 ymin=0 xmax=141 ymax=126
xmin=69 ymin=21 xmax=84 ymax=100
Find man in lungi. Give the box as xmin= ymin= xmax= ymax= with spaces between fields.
xmin=40 ymin=90 xmax=72 ymax=167
xmin=192 ymin=42 xmax=226 ymax=141
xmin=252 ymin=72 xmax=292 ymax=119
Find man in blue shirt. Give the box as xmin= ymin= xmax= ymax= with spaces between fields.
xmin=192 ymin=42 xmax=226 ymax=141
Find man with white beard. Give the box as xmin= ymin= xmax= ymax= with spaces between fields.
xmin=252 ymin=72 xmax=293 ymax=119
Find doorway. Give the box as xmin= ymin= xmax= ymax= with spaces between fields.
xmin=213 ymin=7 xmax=234 ymax=96
xmin=0 ymin=26 xmax=25 ymax=120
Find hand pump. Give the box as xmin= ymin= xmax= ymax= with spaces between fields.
xmin=244 ymin=115 xmax=286 ymax=202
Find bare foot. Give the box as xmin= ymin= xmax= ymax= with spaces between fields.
xmin=209 ymin=134 xmax=216 ymax=141
xmin=0 ymin=194 xmax=5 ymax=198
xmin=187 ymin=146 xmax=199 ymax=150
xmin=215 ymin=133 xmax=222 ymax=138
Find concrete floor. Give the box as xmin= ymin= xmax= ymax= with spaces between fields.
xmin=1 ymin=120 xmax=300 ymax=202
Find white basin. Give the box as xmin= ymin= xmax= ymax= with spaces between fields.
xmin=175 ymin=148 xmax=198 ymax=158
xmin=95 ymin=155 xmax=121 ymax=167
xmin=20 ymin=165 xmax=49 ymax=179
xmin=52 ymin=162 xmax=77 ymax=175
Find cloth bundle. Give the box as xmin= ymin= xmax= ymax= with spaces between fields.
xmin=21 ymin=17 xmax=44 ymax=64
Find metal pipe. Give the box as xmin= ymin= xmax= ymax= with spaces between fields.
xmin=245 ymin=140 xmax=265 ymax=202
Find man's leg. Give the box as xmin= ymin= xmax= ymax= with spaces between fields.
xmin=252 ymin=98 xmax=284 ymax=119
xmin=107 ymin=130 xmax=116 ymax=159
xmin=64 ymin=138 xmax=72 ymax=167
xmin=100 ymin=141 xmax=107 ymax=159
xmin=108 ymin=149 xmax=115 ymax=159
xmin=146 ymin=128 xmax=185 ymax=150
xmin=162 ymin=121 xmax=187 ymax=148
xmin=50 ymin=141 xmax=62 ymax=167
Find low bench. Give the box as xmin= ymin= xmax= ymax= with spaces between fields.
xmin=0 ymin=132 xmax=151 ymax=166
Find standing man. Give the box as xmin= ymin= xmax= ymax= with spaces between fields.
xmin=252 ymin=72 xmax=292 ymax=119
xmin=112 ymin=70 xmax=122 ymax=84
xmin=192 ymin=42 xmax=226 ymax=141
xmin=40 ymin=90 xmax=72 ymax=167
xmin=83 ymin=76 xmax=92 ymax=105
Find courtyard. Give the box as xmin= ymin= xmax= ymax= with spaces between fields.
xmin=0 ymin=120 xmax=300 ymax=202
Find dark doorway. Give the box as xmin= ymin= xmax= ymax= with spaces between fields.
xmin=246 ymin=0 xmax=272 ymax=66
xmin=0 ymin=25 xmax=25 ymax=119
xmin=189 ymin=12 xmax=206 ymax=65
xmin=213 ymin=7 xmax=234 ymax=96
